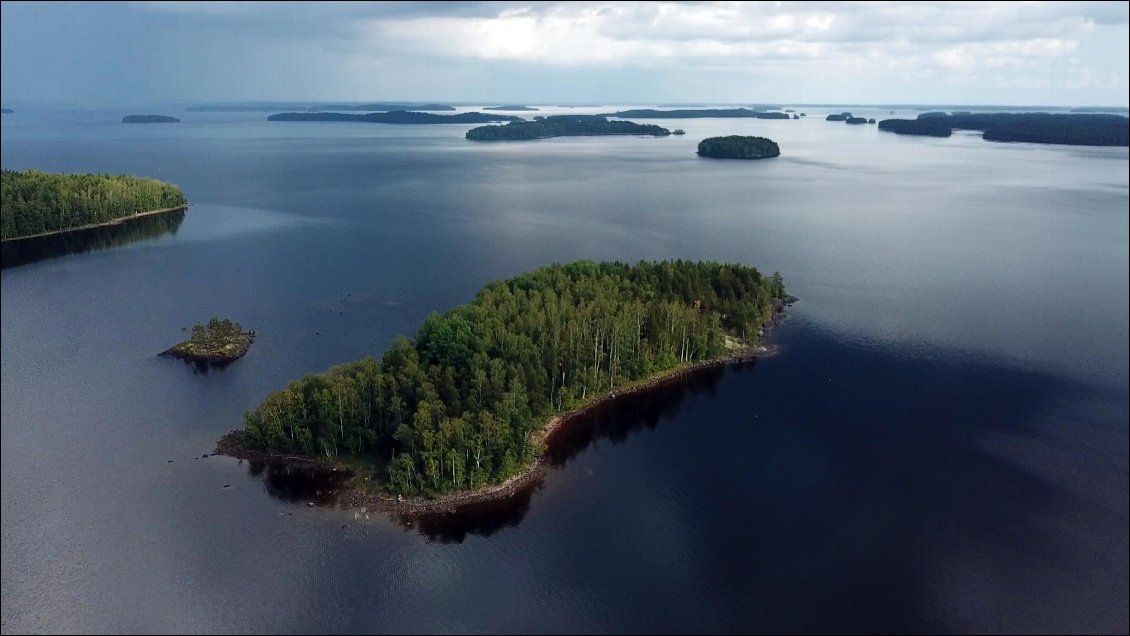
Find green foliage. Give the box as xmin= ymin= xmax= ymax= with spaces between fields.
xmin=697 ymin=136 xmax=781 ymax=159
xmin=466 ymin=115 xmax=670 ymax=141
xmin=1 ymin=170 xmax=187 ymax=240
xmin=239 ymin=260 xmax=785 ymax=496
xmin=172 ymin=317 xmax=251 ymax=360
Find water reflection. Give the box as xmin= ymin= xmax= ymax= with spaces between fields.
xmin=1 ymin=208 xmax=186 ymax=269
xmin=545 ymin=361 xmax=735 ymax=467
xmin=243 ymin=459 xmax=351 ymax=506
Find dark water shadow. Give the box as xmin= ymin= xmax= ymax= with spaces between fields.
xmin=163 ymin=355 xmax=238 ymax=375
xmin=1 ymin=208 xmax=186 ymax=269
xmin=544 ymin=361 xmax=736 ymax=468
xmin=405 ymin=482 xmax=541 ymax=543
xmin=243 ymin=459 xmax=351 ymax=507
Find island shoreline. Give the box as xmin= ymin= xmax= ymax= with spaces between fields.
xmin=0 ymin=205 xmax=189 ymax=243
xmin=216 ymin=298 xmax=795 ymax=519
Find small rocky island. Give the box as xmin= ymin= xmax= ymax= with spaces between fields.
xmin=122 ymin=114 xmax=180 ymax=123
xmin=697 ymin=135 xmax=781 ymax=159
xmin=163 ymin=318 xmax=254 ymax=364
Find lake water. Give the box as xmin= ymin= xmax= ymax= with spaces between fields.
xmin=2 ymin=107 xmax=1127 ymax=633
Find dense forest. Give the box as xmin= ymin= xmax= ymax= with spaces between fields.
xmin=697 ymin=136 xmax=781 ymax=159
xmin=878 ymin=113 xmax=1129 ymax=146
xmin=233 ymin=260 xmax=787 ymax=496
xmin=599 ymin=109 xmax=791 ymax=119
xmin=267 ymin=111 xmax=519 ymax=124
xmin=877 ymin=118 xmax=952 ymax=137
xmin=122 ymin=115 xmax=180 ymax=123
xmin=466 ymin=115 xmax=670 ymax=140
xmin=1 ymin=170 xmax=187 ymax=240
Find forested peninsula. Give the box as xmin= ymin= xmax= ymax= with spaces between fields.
xmin=601 ymin=109 xmax=791 ymax=119
xmin=267 ymin=111 xmax=520 ymax=124
xmin=122 ymin=114 xmax=180 ymax=123
xmin=878 ymin=113 xmax=1129 ymax=146
xmin=466 ymin=115 xmax=670 ymax=140
xmin=697 ymin=136 xmax=781 ymax=159
xmin=1 ymin=170 xmax=187 ymax=241
xmin=218 ymin=260 xmax=790 ymax=513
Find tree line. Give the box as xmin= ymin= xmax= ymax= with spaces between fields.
xmin=466 ymin=115 xmax=671 ymax=140
xmin=237 ymin=260 xmax=786 ymax=496
xmin=1 ymin=170 xmax=187 ymax=240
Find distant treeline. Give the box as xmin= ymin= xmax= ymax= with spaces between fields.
xmin=122 ymin=114 xmax=180 ymax=123
xmin=1 ymin=170 xmax=187 ymax=240
xmin=484 ymin=105 xmax=539 ymax=111
xmin=601 ymin=109 xmax=791 ymax=119
xmin=234 ymin=260 xmax=786 ymax=495
xmin=186 ymin=103 xmax=456 ymax=112
xmin=878 ymin=113 xmax=1129 ymax=146
xmin=466 ymin=115 xmax=670 ymax=140
xmin=1 ymin=108 xmax=12 ymax=114
xmin=267 ymin=111 xmax=520 ymax=124
xmin=697 ymin=136 xmax=781 ymax=159
xmin=314 ymin=103 xmax=455 ymax=112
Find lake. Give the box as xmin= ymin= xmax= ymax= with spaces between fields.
xmin=2 ymin=107 xmax=1126 ymax=633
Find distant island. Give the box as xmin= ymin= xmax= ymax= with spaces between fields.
xmin=1 ymin=170 xmax=187 ymax=241
xmin=1070 ymin=106 xmax=1129 ymax=114
xmin=697 ymin=136 xmax=781 ymax=159
xmin=878 ymin=113 xmax=1129 ymax=146
xmin=466 ymin=115 xmax=670 ymax=141
xmin=600 ymin=108 xmax=791 ymax=120
xmin=185 ymin=103 xmax=456 ymax=112
xmin=484 ymin=105 xmax=539 ymax=111
xmin=1 ymin=108 xmax=12 ymax=114
xmin=826 ymin=112 xmax=853 ymax=121
xmin=268 ymin=111 xmax=520 ymax=124
xmin=673 ymin=129 xmax=686 ymax=135
xmin=218 ymin=260 xmax=790 ymax=515
xmin=122 ymin=114 xmax=180 ymax=123
xmin=846 ymin=116 xmax=868 ymax=125
xmin=163 ymin=318 xmax=254 ymax=364
xmin=314 ymin=103 xmax=455 ymax=111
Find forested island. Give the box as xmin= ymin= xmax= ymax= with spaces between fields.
xmin=846 ymin=117 xmax=868 ymax=125
xmin=1 ymin=108 xmax=12 ymax=114
xmin=878 ymin=113 xmax=1129 ymax=146
xmin=484 ymin=105 xmax=539 ymax=111
xmin=314 ymin=103 xmax=455 ymax=111
xmin=826 ymin=112 xmax=853 ymax=121
xmin=697 ymin=136 xmax=781 ymax=159
xmin=1 ymin=170 xmax=187 ymax=241
xmin=600 ymin=108 xmax=791 ymax=119
xmin=218 ymin=260 xmax=790 ymax=512
xmin=163 ymin=318 xmax=254 ymax=364
xmin=122 ymin=115 xmax=180 ymax=123
xmin=465 ymin=115 xmax=670 ymax=141
xmin=268 ymin=111 xmax=520 ymax=124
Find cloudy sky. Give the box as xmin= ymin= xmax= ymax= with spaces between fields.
xmin=1 ymin=1 xmax=1127 ymax=107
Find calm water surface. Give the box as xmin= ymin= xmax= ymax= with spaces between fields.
xmin=2 ymin=107 xmax=1127 ymax=633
